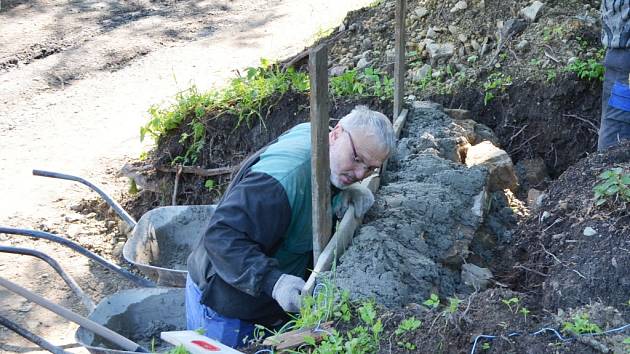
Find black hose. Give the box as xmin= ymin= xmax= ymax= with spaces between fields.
xmin=0 ymin=245 xmax=95 ymax=311
xmin=32 ymin=169 xmax=137 ymax=229
xmin=0 ymin=227 xmax=155 ymax=288
xmin=0 ymin=314 xmax=71 ymax=354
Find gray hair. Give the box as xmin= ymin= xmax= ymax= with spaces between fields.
xmin=338 ymin=105 xmax=396 ymax=155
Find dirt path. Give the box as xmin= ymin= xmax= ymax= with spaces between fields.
xmin=0 ymin=0 xmax=371 ymax=352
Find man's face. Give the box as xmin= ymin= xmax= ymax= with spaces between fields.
xmin=328 ymin=124 xmax=389 ymax=189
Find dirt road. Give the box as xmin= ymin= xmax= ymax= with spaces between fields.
xmin=0 ymin=0 xmax=371 ymax=352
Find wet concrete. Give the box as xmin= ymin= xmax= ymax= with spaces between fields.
xmin=333 ymin=104 xmax=504 ymax=307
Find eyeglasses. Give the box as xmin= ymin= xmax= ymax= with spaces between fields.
xmin=344 ymin=129 xmax=380 ymax=174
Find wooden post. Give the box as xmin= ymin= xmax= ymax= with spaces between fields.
xmin=394 ymin=0 xmax=407 ymax=118
xmin=309 ymin=44 xmax=331 ymax=264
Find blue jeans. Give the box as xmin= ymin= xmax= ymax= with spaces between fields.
xmin=598 ymin=50 xmax=630 ymax=150
xmin=185 ymin=275 xmax=255 ymax=348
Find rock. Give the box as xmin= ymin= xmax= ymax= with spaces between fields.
xmin=66 ymin=224 xmax=83 ymax=238
xmin=540 ymin=211 xmax=551 ymax=222
xmin=426 ymin=42 xmax=455 ymax=62
xmin=64 ymin=213 xmax=83 ymax=223
xmin=411 ymin=64 xmax=432 ymax=82
xmin=567 ymin=56 xmax=578 ymax=65
xmin=338 ymin=23 xmax=346 ymax=32
xmin=361 ymin=38 xmax=373 ymax=51
xmin=527 ymin=188 xmax=544 ymax=210
xmin=500 ymin=18 xmax=527 ymax=38
xmin=329 ymin=65 xmax=348 ymax=77
xmin=461 ymin=263 xmax=493 ymax=290
xmin=520 ymin=1 xmax=544 ymax=22
xmin=112 ymin=241 xmax=126 ymax=258
xmin=356 ymin=57 xmax=370 ymax=70
xmin=444 ymin=109 xmax=471 ymax=120
xmin=465 ymin=141 xmax=518 ymax=192
xmin=516 ymin=157 xmax=548 ymax=187
xmin=412 ymin=101 xmax=443 ymax=110
xmin=450 ymin=0 xmax=468 ymax=13
xmin=426 ymin=27 xmax=439 ymax=39
xmin=470 ymin=39 xmax=480 ymax=51
xmin=106 ymin=220 xmax=117 ymax=230
xmin=414 ymin=7 xmax=428 ymax=18
xmin=471 ymin=189 xmax=488 ymax=219
xmin=448 ymin=25 xmax=460 ymax=35
xmin=458 ymin=34 xmax=468 ymax=43
xmin=474 ymin=123 xmax=500 ymax=145
xmin=583 ymin=227 xmax=597 ymax=236
xmin=515 ymin=39 xmax=529 ymax=51
xmin=69 ymin=203 xmax=84 ymax=212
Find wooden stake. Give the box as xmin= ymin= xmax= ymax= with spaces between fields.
xmin=309 ymin=44 xmax=331 ymax=265
xmin=394 ymin=0 xmax=407 ymax=118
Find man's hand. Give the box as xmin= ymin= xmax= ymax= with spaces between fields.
xmin=272 ymin=274 xmax=304 ymax=313
xmin=333 ymin=183 xmax=375 ymax=219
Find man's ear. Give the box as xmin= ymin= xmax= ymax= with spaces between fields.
xmin=329 ymin=124 xmax=343 ymax=142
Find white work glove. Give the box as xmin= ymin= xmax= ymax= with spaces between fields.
xmin=272 ymin=274 xmax=305 ymax=313
xmin=333 ymin=183 xmax=375 ymax=219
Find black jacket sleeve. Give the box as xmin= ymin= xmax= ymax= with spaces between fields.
xmin=203 ymin=170 xmax=291 ymax=297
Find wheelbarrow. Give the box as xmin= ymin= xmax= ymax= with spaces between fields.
xmin=32 ymin=169 xmax=216 ymax=287
xmin=0 ymin=244 xmax=186 ymax=353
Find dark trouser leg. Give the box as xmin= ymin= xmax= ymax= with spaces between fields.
xmin=598 ymin=63 xmax=630 ymax=151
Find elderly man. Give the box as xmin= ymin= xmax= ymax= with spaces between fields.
xmin=598 ymin=0 xmax=630 ymax=150
xmin=186 ymin=105 xmax=396 ymax=347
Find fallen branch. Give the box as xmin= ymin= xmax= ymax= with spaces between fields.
xmin=157 ymin=165 xmax=237 ymax=177
xmin=563 ymin=113 xmax=599 ymax=132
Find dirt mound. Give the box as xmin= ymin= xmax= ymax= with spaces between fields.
xmin=505 ymin=141 xmax=630 ymax=320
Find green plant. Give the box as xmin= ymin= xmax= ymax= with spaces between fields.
xmin=482 ymin=342 xmax=491 ymax=350
xmin=483 ymin=72 xmax=512 ymax=105
xmin=562 ymin=313 xmax=602 ymax=335
xmin=423 ymin=293 xmax=440 ymax=309
xmin=204 ymin=179 xmax=216 ymax=192
xmin=501 ymin=297 xmax=520 ymax=313
xmin=530 ymin=58 xmax=542 ymax=66
xmin=593 ymin=167 xmax=630 ymax=206
xmin=467 ymin=55 xmax=478 ymax=64
xmin=166 ymin=345 xmax=190 ymax=354
xmin=565 ymin=58 xmax=604 ymax=81
xmin=128 ymin=178 xmax=139 ymax=195
xmin=329 ymin=67 xmax=393 ymax=100
xmin=499 ymin=52 xmax=508 ymax=61
xmin=546 ymin=69 xmax=557 ymax=82
xmin=520 ymin=307 xmax=530 ymax=322
xmin=397 ymin=341 xmax=417 ymax=350
xmin=445 ymin=296 xmax=462 ymax=314
xmin=395 ymin=317 xmax=421 ymax=336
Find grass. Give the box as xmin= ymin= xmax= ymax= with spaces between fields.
xmin=141 ymin=60 xmax=393 ymax=166
xmin=483 ymin=72 xmax=512 ymax=105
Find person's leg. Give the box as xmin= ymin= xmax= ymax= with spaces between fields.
xmin=598 ymin=55 xmax=630 ymax=150
xmin=185 ymin=275 xmax=255 ymax=348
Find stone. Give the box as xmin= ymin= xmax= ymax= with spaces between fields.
xmin=540 ymin=211 xmax=551 ymax=222
xmin=411 ymin=64 xmax=432 ymax=82
xmin=448 ymin=25 xmax=460 ymax=35
xmin=583 ymin=227 xmax=597 ymax=236
xmin=66 ymin=224 xmax=83 ymax=238
xmin=414 ymin=7 xmax=429 ymax=18
xmin=444 ymin=109 xmax=471 ymax=120
xmin=361 ymin=38 xmax=373 ymax=51
xmin=567 ymin=56 xmax=578 ymax=65
xmin=461 ymin=263 xmax=493 ymax=290
xmin=515 ymin=39 xmax=529 ymax=51
xmin=426 ymin=42 xmax=455 ymax=62
xmin=471 ymin=189 xmax=488 ymax=219
xmin=516 ymin=157 xmax=548 ymax=187
xmin=412 ymin=101 xmax=443 ymax=110
xmin=458 ymin=34 xmax=468 ymax=43
xmin=465 ymin=141 xmax=518 ymax=192
xmin=500 ymin=18 xmax=527 ymax=38
xmin=112 ymin=241 xmax=126 ymax=258
xmin=426 ymin=27 xmax=439 ymax=39
xmin=520 ymin=1 xmax=544 ymax=22
xmin=356 ymin=57 xmax=370 ymax=70
xmin=470 ymin=39 xmax=480 ymax=51
xmin=329 ymin=65 xmax=348 ymax=77
xmin=450 ymin=0 xmax=468 ymax=13
xmin=64 ymin=213 xmax=83 ymax=223
xmin=527 ymin=188 xmax=544 ymax=210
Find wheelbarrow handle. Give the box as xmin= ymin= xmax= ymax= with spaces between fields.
xmin=0 ymin=227 xmax=155 ymax=288
xmin=0 ymin=314 xmax=71 ymax=354
xmin=0 ymin=276 xmax=149 ymax=353
xmin=32 ymin=169 xmax=137 ymax=229
xmin=0 ymin=245 xmax=95 ymax=312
